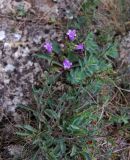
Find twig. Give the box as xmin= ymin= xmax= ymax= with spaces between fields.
xmin=113 ymin=145 xmax=130 ymax=153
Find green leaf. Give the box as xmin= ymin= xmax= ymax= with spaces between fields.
xmin=23 ymin=125 xmax=37 ymax=133
xmin=44 ymin=109 xmax=58 ymax=120
xmin=67 ymin=54 xmax=111 ymax=84
xmin=33 ymin=53 xmax=52 ymax=61
xmin=60 ymin=140 xmax=66 ymax=154
xmin=70 ymin=145 xmax=77 ymax=157
xmin=48 ymin=150 xmax=58 ymax=160
xmin=72 ymin=16 xmax=86 ymax=29
xmin=84 ymin=56 xmax=99 ymax=76
xmin=16 ymin=132 xmax=31 ymax=136
xmin=85 ymin=32 xmax=99 ymax=54
xmin=17 ymin=104 xmax=35 ymax=113
xmin=34 ymin=53 xmax=62 ymax=67
xmin=52 ymin=41 xmax=61 ymax=54
xmin=82 ymin=153 xmax=92 ymax=160
xmin=88 ymin=79 xmax=104 ymax=94
xmin=82 ymin=152 xmax=91 ymax=160
xmin=32 ymin=139 xmax=42 ymax=145
xmin=68 ymin=52 xmax=80 ymax=62
xmin=105 ymin=43 xmax=118 ymax=58
xmin=121 ymin=115 xmax=129 ymax=124
xmin=110 ymin=114 xmax=129 ymax=125
xmin=70 ymin=125 xmax=80 ymax=130
xmin=16 ymin=124 xmax=37 ymax=133
xmin=72 ymin=117 xmax=84 ymax=126
xmin=67 ymin=68 xmax=85 ymax=84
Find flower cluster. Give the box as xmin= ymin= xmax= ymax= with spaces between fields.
xmin=42 ymin=29 xmax=84 ymax=70
xmin=43 ymin=42 xmax=53 ymax=53
xmin=76 ymin=43 xmax=84 ymax=50
xmin=63 ymin=59 xmax=72 ymax=70
xmin=67 ymin=29 xmax=76 ymax=41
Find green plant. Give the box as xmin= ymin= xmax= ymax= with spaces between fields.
xmin=15 ymin=28 xmax=120 ymax=160
xmin=67 ymin=32 xmax=118 ymax=84
xmin=17 ymin=4 xmax=27 ymax=17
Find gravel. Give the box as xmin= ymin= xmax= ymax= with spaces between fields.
xmin=0 ymin=0 xmax=60 ymax=116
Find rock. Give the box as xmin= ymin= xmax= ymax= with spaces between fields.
xmin=0 ymin=108 xmax=3 ymax=122
xmin=0 ymin=31 xmax=6 ymax=41
xmin=53 ymin=0 xmax=58 ymax=2
xmin=4 ymin=42 xmax=12 ymax=49
xmin=7 ymin=145 xmax=23 ymax=158
xmin=58 ymin=0 xmax=82 ymax=19
xmin=33 ymin=0 xmax=58 ymax=18
xmin=11 ymin=0 xmax=32 ymax=13
xmin=4 ymin=64 xmax=15 ymax=72
xmin=13 ymin=33 xmax=21 ymax=41
xmin=4 ymin=79 xmax=10 ymax=84
xmin=22 ymin=47 xmax=30 ymax=57
xmin=33 ymin=34 xmax=42 ymax=44
xmin=66 ymin=9 xmax=74 ymax=20
xmin=27 ymin=60 xmax=33 ymax=67
xmin=14 ymin=47 xmax=21 ymax=58
xmin=0 ymin=0 xmax=12 ymax=14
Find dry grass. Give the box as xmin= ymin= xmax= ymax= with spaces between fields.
xmin=96 ymin=0 xmax=126 ymax=34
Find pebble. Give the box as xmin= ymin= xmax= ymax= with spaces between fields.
xmin=33 ymin=34 xmax=42 ymax=44
xmin=4 ymin=42 xmax=12 ymax=49
xmin=0 ymin=15 xmax=63 ymax=119
xmin=0 ymin=31 xmax=6 ymax=41
xmin=13 ymin=33 xmax=22 ymax=41
xmin=4 ymin=64 xmax=15 ymax=72
xmin=4 ymin=79 xmax=10 ymax=84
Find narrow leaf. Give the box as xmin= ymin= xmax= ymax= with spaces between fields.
xmin=85 ymin=32 xmax=99 ymax=54
xmin=70 ymin=145 xmax=77 ymax=157
xmin=16 ymin=132 xmax=31 ymax=136
xmin=60 ymin=140 xmax=66 ymax=154
xmin=105 ymin=43 xmax=118 ymax=58
xmin=23 ymin=125 xmax=37 ymax=133
xmin=44 ymin=109 xmax=58 ymax=120
xmin=33 ymin=53 xmax=52 ymax=61
xmin=52 ymin=41 xmax=61 ymax=54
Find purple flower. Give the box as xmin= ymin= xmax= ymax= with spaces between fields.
xmin=67 ymin=29 xmax=76 ymax=41
xmin=76 ymin=43 xmax=84 ymax=51
xmin=43 ymin=42 xmax=53 ymax=53
xmin=63 ymin=59 xmax=72 ymax=70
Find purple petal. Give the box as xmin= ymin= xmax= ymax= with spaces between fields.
xmin=67 ymin=29 xmax=76 ymax=41
xmin=63 ymin=59 xmax=72 ymax=69
xmin=76 ymin=43 xmax=84 ymax=50
xmin=43 ymin=42 xmax=53 ymax=53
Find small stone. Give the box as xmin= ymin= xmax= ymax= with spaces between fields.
xmin=0 ymin=108 xmax=3 ymax=122
xmin=14 ymin=51 xmax=21 ymax=58
xmin=4 ymin=79 xmax=10 ymax=84
xmin=22 ymin=47 xmax=30 ymax=57
xmin=14 ymin=33 xmax=21 ymax=41
xmin=0 ymin=50 xmax=2 ymax=58
xmin=4 ymin=64 xmax=15 ymax=72
xmin=33 ymin=34 xmax=42 ymax=44
xmin=27 ymin=61 xmax=33 ymax=66
xmin=0 ymin=31 xmax=6 ymax=41
xmin=66 ymin=10 xmax=74 ymax=20
xmin=53 ymin=0 xmax=58 ymax=2
xmin=14 ymin=47 xmax=21 ymax=58
xmin=8 ymin=145 xmax=23 ymax=157
xmin=4 ymin=42 xmax=12 ymax=49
